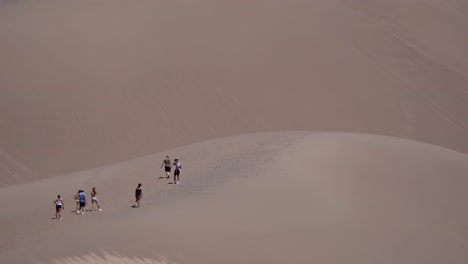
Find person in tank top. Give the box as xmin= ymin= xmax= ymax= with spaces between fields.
xmin=73 ymin=190 xmax=80 ymax=213
xmin=91 ymin=187 xmax=102 ymax=211
xmin=134 ymin=183 xmax=143 ymax=207
xmin=53 ymin=195 xmax=64 ymax=219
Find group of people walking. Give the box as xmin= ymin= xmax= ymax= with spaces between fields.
xmin=53 ymin=156 xmax=182 ymax=219
xmin=161 ymin=156 xmax=182 ymax=184
xmin=53 ymin=187 xmax=102 ymax=219
xmin=73 ymin=187 xmax=102 ymax=214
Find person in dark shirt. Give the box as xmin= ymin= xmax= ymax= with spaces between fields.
xmin=133 ymin=183 xmax=143 ymax=208
xmin=160 ymin=156 xmax=171 ymax=179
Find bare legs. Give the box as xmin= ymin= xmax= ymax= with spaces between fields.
xmin=79 ymin=203 xmax=85 ymax=214
xmin=134 ymin=196 xmax=141 ymax=207
xmin=174 ymin=172 xmax=180 ymax=184
xmin=55 ymin=207 xmax=62 ymax=219
xmin=91 ymin=199 xmax=102 ymax=211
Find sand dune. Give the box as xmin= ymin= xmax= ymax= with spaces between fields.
xmin=1 ymin=132 xmax=467 ymax=264
xmin=1 ymin=1 xmax=468 ymax=263
xmin=1 ymin=0 xmax=468 ymax=185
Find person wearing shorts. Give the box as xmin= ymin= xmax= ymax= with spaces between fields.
xmin=74 ymin=190 xmax=80 ymax=213
xmin=91 ymin=187 xmax=102 ymax=211
xmin=173 ymin=158 xmax=182 ymax=184
xmin=134 ymin=183 xmax=143 ymax=207
xmin=53 ymin=195 xmax=64 ymax=219
xmin=78 ymin=189 xmax=86 ymax=214
xmin=160 ymin=156 xmax=171 ymax=179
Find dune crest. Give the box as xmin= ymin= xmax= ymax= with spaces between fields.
xmin=1 ymin=132 xmax=467 ymax=263
xmin=1 ymin=0 xmax=468 ymax=185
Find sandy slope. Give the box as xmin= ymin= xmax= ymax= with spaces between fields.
xmin=1 ymin=0 xmax=468 ymax=185
xmin=1 ymin=1 xmax=468 ymax=263
xmin=0 ymin=132 xmax=467 ymax=264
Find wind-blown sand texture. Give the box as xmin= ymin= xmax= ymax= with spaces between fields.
xmin=1 ymin=0 xmax=468 ymax=263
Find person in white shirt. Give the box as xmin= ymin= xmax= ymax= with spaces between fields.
xmin=173 ymin=158 xmax=182 ymax=184
xmin=53 ymin=195 xmax=64 ymax=219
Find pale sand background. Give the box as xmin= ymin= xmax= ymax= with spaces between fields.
xmin=1 ymin=0 xmax=468 ymax=263
xmin=1 ymin=0 xmax=468 ymax=185
xmin=1 ymin=132 xmax=467 ymax=263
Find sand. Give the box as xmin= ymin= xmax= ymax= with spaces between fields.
xmin=1 ymin=0 xmax=468 ymax=263
xmin=1 ymin=132 xmax=468 ymax=263
xmin=1 ymin=0 xmax=468 ymax=184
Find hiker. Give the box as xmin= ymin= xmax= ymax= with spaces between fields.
xmin=91 ymin=187 xmax=102 ymax=211
xmin=53 ymin=195 xmax=64 ymax=219
xmin=78 ymin=189 xmax=86 ymax=214
xmin=173 ymin=158 xmax=182 ymax=184
xmin=73 ymin=190 xmax=80 ymax=213
xmin=160 ymin=156 xmax=171 ymax=179
xmin=134 ymin=183 xmax=143 ymax=207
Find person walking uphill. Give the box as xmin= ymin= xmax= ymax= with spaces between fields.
xmin=78 ymin=189 xmax=86 ymax=214
xmin=133 ymin=183 xmax=143 ymax=208
xmin=53 ymin=195 xmax=64 ymax=219
xmin=160 ymin=156 xmax=171 ymax=179
xmin=91 ymin=187 xmax=102 ymax=211
xmin=74 ymin=190 xmax=80 ymax=213
xmin=173 ymin=158 xmax=182 ymax=184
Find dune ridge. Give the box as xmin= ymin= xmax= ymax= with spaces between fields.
xmin=0 ymin=132 xmax=467 ymax=263
xmin=1 ymin=0 xmax=468 ymax=185
xmin=1 ymin=0 xmax=468 ymax=263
